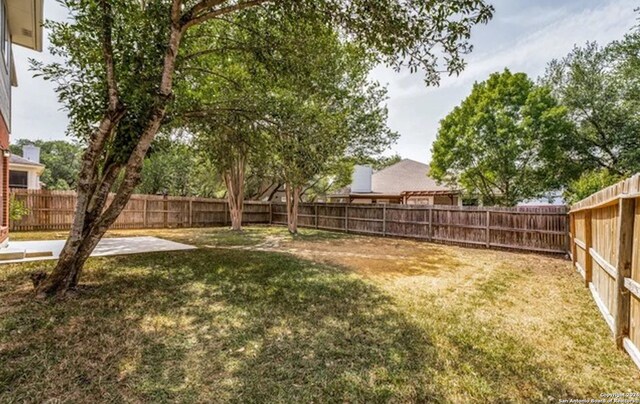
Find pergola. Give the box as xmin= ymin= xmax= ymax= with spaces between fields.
xmin=334 ymin=190 xmax=461 ymax=205
xmin=399 ymin=190 xmax=460 ymax=205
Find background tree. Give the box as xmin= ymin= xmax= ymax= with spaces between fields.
xmin=564 ymin=168 xmax=623 ymax=204
xmin=543 ymin=28 xmax=640 ymax=200
xmin=430 ymin=69 xmax=572 ymax=206
xmin=10 ymin=139 xmax=82 ymax=190
xmin=31 ymin=0 xmax=493 ymax=296
xmin=136 ymin=136 xmax=222 ymax=196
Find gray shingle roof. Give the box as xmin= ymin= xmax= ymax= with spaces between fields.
xmin=334 ymin=159 xmax=458 ymax=196
xmin=9 ymin=154 xmax=44 ymax=167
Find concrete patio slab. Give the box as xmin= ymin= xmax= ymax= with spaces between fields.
xmin=0 ymin=236 xmax=197 ymax=264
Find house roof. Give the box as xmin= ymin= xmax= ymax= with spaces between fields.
xmin=370 ymin=159 xmax=454 ymax=195
xmin=332 ymin=159 xmax=458 ymax=197
xmin=9 ymin=154 xmax=44 ymax=167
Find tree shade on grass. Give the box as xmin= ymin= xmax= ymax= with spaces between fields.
xmin=33 ymin=0 xmax=494 ymax=297
xmin=2 ymin=227 xmax=640 ymax=402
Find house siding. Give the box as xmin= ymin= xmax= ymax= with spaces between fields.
xmin=0 ymin=0 xmax=10 ymax=133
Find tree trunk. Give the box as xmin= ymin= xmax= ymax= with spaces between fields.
xmin=285 ymin=183 xmax=301 ymax=234
xmin=34 ymin=2 xmax=184 ymax=298
xmin=223 ymin=155 xmax=246 ymax=231
xmin=35 ymin=108 xmax=168 ymax=298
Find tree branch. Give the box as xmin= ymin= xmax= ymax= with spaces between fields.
xmin=181 ymin=0 xmax=270 ymax=32
xmin=181 ymin=66 xmax=243 ymax=87
xmin=100 ymin=0 xmax=120 ymax=112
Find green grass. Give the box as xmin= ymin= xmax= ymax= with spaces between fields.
xmin=1 ymin=227 xmax=639 ymax=403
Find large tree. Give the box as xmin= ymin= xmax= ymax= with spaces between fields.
xmin=430 ymin=69 xmax=572 ymax=206
xmin=261 ymin=41 xmax=396 ymax=233
xmin=193 ymin=115 xmax=266 ymax=231
xmin=32 ymin=0 xmax=493 ymax=297
xmin=179 ymin=12 xmax=399 ymax=232
xmin=173 ymin=11 xmax=274 ymax=231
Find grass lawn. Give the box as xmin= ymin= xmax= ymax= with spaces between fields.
xmin=2 ymin=226 xmax=639 ymax=403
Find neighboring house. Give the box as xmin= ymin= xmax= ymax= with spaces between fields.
xmin=0 ymin=0 xmax=44 ymax=245
xmin=328 ymin=159 xmax=461 ymax=205
xmin=9 ymin=144 xmax=44 ymax=189
xmin=518 ymin=191 xmax=566 ymax=206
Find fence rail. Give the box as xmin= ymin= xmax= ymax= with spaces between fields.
xmin=10 ymin=190 xmax=569 ymax=254
xmin=569 ymin=173 xmax=640 ymax=369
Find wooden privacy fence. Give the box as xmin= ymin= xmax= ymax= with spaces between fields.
xmin=271 ymin=203 xmax=569 ymax=254
xmin=569 ymin=173 xmax=640 ymax=369
xmin=9 ymin=189 xmax=271 ymax=231
xmin=11 ymin=189 xmax=569 ymax=254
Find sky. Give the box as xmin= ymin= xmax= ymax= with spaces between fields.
xmin=9 ymin=0 xmax=639 ymax=163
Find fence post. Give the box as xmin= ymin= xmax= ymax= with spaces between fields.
xmin=315 ymin=204 xmax=318 ymax=229
xmin=423 ymin=208 xmax=428 ymax=238
xmin=382 ymin=204 xmax=387 ymax=236
xmin=570 ymin=212 xmax=577 ymax=265
xmin=143 ymin=198 xmax=148 ymax=228
xmin=345 ymin=205 xmax=349 ymax=233
xmin=485 ymin=210 xmax=491 ymax=248
xmin=188 ymin=199 xmax=193 ymax=228
xmin=224 ymin=201 xmax=229 ymax=226
xmin=163 ymin=194 xmax=169 ymax=228
xmin=584 ymin=209 xmax=593 ymax=287
xmin=269 ymin=202 xmax=273 ymax=224
xmin=428 ymin=207 xmax=433 ymax=241
xmin=564 ymin=208 xmax=571 ymax=257
xmin=614 ymin=197 xmax=636 ymax=348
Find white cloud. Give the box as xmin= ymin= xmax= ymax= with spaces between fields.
xmin=440 ymin=0 xmax=635 ymax=89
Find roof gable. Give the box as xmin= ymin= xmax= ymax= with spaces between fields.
xmin=369 ymin=159 xmax=453 ymax=195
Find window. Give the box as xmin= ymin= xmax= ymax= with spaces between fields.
xmin=9 ymin=170 xmax=28 ymax=189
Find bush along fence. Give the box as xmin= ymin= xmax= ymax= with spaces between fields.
xmin=569 ymin=173 xmax=640 ymax=369
xmin=10 ymin=189 xmax=569 ymax=254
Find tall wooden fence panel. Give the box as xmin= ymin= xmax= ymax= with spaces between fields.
xmin=271 ymin=202 xmax=569 ymax=254
xmin=569 ymin=173 xmax=640 ymax=369
xmin=10 ymin=190 xmax=271 ymax=231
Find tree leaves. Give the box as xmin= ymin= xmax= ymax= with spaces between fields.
xmin=543 ymin=32 xmax=640 ymax=178
xmin=430 ymin=69 xmax=572 ymax=206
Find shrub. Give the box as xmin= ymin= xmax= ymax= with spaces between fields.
xmin=9 ymin=195 xmax=29 ymax=222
